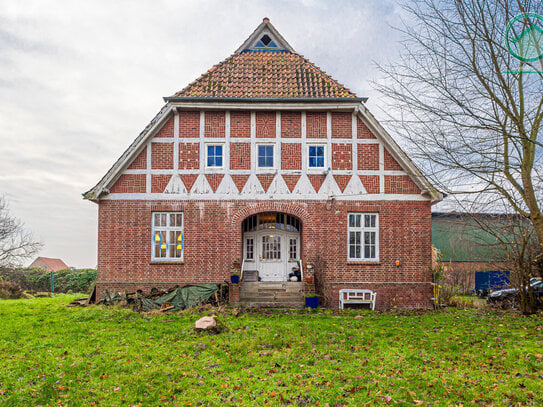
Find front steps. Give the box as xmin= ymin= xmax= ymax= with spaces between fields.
xmin=239 ymin=282 xmax=305 ymax=309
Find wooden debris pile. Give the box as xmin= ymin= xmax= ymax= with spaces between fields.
xmin=67 ymin=283 xmax=227 ymax=312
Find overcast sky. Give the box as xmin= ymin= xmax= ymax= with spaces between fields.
xmin=0 ymin=0 xmax=412 ymax=268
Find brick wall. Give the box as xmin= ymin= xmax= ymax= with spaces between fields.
xmin=357 ymin=118 xmax=376 ymax=139
xmin=127 ymin=147 xmax=147 ymax=170
xmin=331 ymin=143 xmax=353 ymax=170
xmin=97 ymin=200 xmax=432 ymax=310
xmin=331 ymin=112 xmax=352 ymax=138
xmin=256 ymin=112 xmax=276 ymax=138
xmin=179 ymin=111 xmax=200 ymax=138
xmin=179 ymin=143 xmax=199 ymax=169
xmin=151 ymin=143 xmax=173 ymax=169
xmin=306 ymin=112 xmax=327 ymax=138
xmin=231 ymin=111 xmax=251 ymax=137
xmin=109 ymin=174 xmax=146 ymax=193
xmin=204 ymin=111 xmax=225 ymax=137
xmin=281 ymin=111 xmax=301 ymax=138
xmin=281 ymin=143 xmax=301 ymax=170
xmin=155 ymin=117 xmax=174 ymax=138
xmin=358 ymin=144 xmax=379 ymax=170
xmin=384 ymin=175 xmax=420 ymax=194
xmin=230 ymin=143 xmax=251 ymax=170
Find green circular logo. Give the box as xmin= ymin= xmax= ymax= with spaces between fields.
xmin=505 ymin=13 xmax=543 ymax=63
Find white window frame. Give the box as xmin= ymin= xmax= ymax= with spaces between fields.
xmin=307 ymin=143 xmax=327 ymax=171
xmin=347 ymin=213 xmax=379 ymax=262
xmin=205 ymin=143 xmax=225 ymax=169
xmin=256 ymin=143 xmax=276 ymax=171
xmin=151 ymin=212 xmax=184 ymax=262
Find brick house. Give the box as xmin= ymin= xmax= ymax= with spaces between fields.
xmin=84 ymin=19 xmax=442 ymax=310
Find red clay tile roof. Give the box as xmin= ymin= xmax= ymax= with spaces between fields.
xmin=171 ymin=51 xmax=358 ymax=99
xmin=30 ymin=257 xmax=69 ymax=272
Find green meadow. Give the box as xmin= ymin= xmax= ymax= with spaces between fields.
xmin=0 ymin=296 xmax=541 ymax=406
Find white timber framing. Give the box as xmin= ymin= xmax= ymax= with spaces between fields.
xmin=83 ymin=101 xmax=442 ymax=203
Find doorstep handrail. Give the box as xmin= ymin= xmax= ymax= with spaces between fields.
xmin=240 ymin=259 xmax=245 ymax=282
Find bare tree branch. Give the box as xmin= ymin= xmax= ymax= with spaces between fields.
xmin=0 ymin=196 xmax=42 ymax=268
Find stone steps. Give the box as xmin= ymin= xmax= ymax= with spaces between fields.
xmin=239 ymin=281 xmax=305 ymax=309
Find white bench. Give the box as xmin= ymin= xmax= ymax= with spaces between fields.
xmin=339 ymin=289 xmax=377 ymax=311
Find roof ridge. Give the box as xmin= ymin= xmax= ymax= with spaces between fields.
xmin=170 ymin=50 xmax=358 ymax=99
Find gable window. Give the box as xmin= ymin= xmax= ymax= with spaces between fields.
xmin=308 ymin=145 xmax=325 ymax=169
xmin=255 ymin=34 xmax=278 ymax=48
xmin=206 ymin=144 xmax=223 ymax=168
xmin=348 ymin=213 xmax=378 ymax=261
xmin=152 ymin=212 xmax=183 ymax=261
xmin=257 ymin=145 xmax=274 ymax=168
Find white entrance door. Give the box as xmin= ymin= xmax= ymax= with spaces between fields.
xmin=243 ymin=230 xmax=300 ymax=282
xmin=259 ymin=234 xmax=283 ymax=281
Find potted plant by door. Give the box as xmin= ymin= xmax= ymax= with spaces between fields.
xmin=305 ymin=293 xmax=319 ymax=309
xmin=230 ymin=259 xmax=241 ymax=283
xmin=230 ymin=272 xmax=240 ymax=284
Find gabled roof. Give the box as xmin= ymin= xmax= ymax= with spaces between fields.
xmin=165 ymin=18 xmax=360 ymax=101
xmin=29 ymin=257 xmax=69 ymax=272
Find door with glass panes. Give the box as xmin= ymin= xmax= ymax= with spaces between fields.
xmin=243 ymin=231 xmax=300 ymax=281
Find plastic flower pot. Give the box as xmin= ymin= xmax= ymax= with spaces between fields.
xmin=230 ymin=275 xmax=240 ymax=284
xmin=305 ymin=295 xmax=319 ymax=309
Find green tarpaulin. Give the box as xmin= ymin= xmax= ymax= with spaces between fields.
xmin=154 ymin=284 xmax=219 ymax=310
xmin=97 ymin=283 xmax=220 ymax=312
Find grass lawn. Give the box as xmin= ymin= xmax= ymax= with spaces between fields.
xmin=0 ymin=296 xmax=542 ymax=406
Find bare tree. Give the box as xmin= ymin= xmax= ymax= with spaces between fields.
xmin=375 ymin=1 xmax=543 ymax=252
xmin=0 ymin=196 xmax=42 ymax=268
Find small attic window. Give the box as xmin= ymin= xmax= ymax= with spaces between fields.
xmin=261 ymin=35 xmax=272 ymax=46
xmin=255 ymin=34 xmax=278 ymax=48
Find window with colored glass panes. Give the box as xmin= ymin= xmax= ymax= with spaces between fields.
xmin=308 ymin=145 xmax=325 ymax=168
xmin=257 ymin=145 xmax=274 ymax=168
xmin=207 ymin=145 xmax=223 ymax=167
xmin=152 ymin=213 xmax=183 ymax=260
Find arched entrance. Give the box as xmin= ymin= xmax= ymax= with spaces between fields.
xmin=241 ymin=212 xmax=301 ymax=281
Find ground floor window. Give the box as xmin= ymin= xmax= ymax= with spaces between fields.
xmin=152 ymin=212 xmax=183 ymax=261
xmin=348 ymin=213 xmax=378 ymax=261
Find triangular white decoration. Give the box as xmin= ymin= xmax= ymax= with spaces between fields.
xmin=191 ymin=174 xmax=213 ymax=194
xmin=319 ymin=173 xmax=341 ymax=196
xmin=292 ymin=174 xmax=315 ymax=195
xmin=241 ymin=174 xmax=265 ymax=195
xmin=343 ymin=175 xmax=367 ymax=195
xmin=267 ymin=175 xmax=290 ymax=195
xmin=216 ymin=174 xmax=239 ymax=195
xmin=164 ymin=174 xmax=187 ymax=194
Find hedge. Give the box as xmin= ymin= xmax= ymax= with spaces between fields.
xmin=0 ymin=268 xmax=97 ymax=294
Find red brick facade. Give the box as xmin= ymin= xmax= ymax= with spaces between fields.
xmin=97 ymin=200 xmax=432 ymax=310
xmin=102 ymin=108 xmax=433 ymax=310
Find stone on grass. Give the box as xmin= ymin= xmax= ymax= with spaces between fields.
xmin=194 ymin=316 xmax=217 ymax=330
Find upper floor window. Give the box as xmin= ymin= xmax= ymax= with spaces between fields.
xmin=152 ymin=212 xmax=183 ymax=261
xmin=206 ymin=144 xmax=223 ymax=168
xmin=308 ymin=145 xmax=325 ymax=169
xmin=348 ymin=213 xmax=378 ymax=261
xmin=258 ymin=145 xmax=274 ymax=168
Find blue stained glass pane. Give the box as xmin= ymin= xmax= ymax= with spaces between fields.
xmin=207 ymin=145 xmax=223 ymax=166
xmin=255 ymin=41 xmax=265 ymax=47
xmin=258 ymin=145 xmax=273 ymax=167
xmin=268 ymin=40 xmax=278 ymax=47
xmin=317 ymin=156 xmax=324 ymax=167
xmin=309 ymin=146 xmax=316 ymax=156
xmin=309 ymin=157 xmax=316 ymax=167
xmin=316 ymin=146 xmax=324 ymax=155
